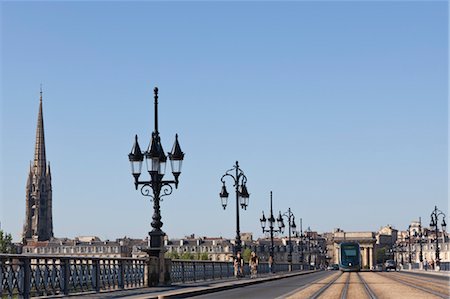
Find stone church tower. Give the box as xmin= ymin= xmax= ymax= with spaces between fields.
xmin=23 ymin=89 xmax=53 ymax=242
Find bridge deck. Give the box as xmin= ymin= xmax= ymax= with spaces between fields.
xmin=68 ymin=270 xmax=317 ymax=299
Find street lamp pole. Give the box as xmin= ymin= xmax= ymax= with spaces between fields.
xmin=306 ymin=227 xmax=312 ymax=267
xmin=219 ymin=161 xmax=250 ymax=256
xmin=407 ymin=225 xmax=412 ymax=264
xmin=260 ymin=191 xmax=283 ymax=273
xmin=128 ymin=87 xmax=185 ymax=258
xmin=418 ymin=217 xmax=423 ymax=263
xmin=430 ymin=205 xmax=446 ymax=265
xmin=280 ymin=208 xmax=296 ymax=271
xmin=391 ymin=244 xmax=397 ymax=269
xmin=300 ymin=218 xmax=304 ymax=266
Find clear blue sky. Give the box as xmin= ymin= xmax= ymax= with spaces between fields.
xmin=1 ymin=1 xmax=448 ymax=242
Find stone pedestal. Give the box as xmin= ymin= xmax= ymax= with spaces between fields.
xmin=145 ymin=253 xmax=172 ymax=286
xmin=142 ymin=234 xmax=172 ymax=286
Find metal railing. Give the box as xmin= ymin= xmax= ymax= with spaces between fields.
xmin=1 ymin=254 xmax=309 ymax=297
xmin=170 ymin=260 xmax=234 ymax=283
xmin=170 ymin=260 xmax=307 ymax=283
xmin=438 ymin=261 xmax=450 ymax=271
xmin=0 ymin=254 xmax=146 ymax=297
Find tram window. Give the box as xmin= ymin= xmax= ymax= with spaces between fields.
xmin=343 ymin=249 xmax=357 ymax=256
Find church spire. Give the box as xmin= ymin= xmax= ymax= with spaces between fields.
xmin=23 ymin=87 xmax=53 ymax=242
xmin=34 ymin=86 xmax=46 ymax=175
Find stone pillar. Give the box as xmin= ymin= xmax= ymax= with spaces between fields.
xmin=145 ymin=254 xmax=172 ymax=286
xmin=369 ymin=246 xmax=373 ymax=269
xmin=362 ymin=246 xmax=367 ymax=268
xmin=335 ymin=245 xmax=339 ymax=264
xmin=144 ymin=234 xmax=172 ymax=286
xmin=146 ymin=256 xmax=159 ymax=287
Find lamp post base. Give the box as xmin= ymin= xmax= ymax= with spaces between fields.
xmin=141 ymin=231 xmax=171 ymax=286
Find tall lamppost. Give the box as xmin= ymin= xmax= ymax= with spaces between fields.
xmin=391 ymin=244 xmax=396 ymax=267
xmin=128 ymin=87 xmax=185 ymax=257
xmin=406 ymin=225 xmax=412 ymax=264
xmin=260 ymin=191 xmax=283 ymax=273
xmin=299 ymin=218 xmax=304 ymax=266
xmin=280 ymin=208 xmax=296 ymax=271
xmin=304 ymin=227 xmax=313 ymax=267
xmin=392 ymin=243 xmax=400 ymax=271
xmin=219 ymin=161 xmax=250 ymax=256
xmin=430 ymin=205 xmax=446 ymax=265
xmin=415 ymin=217 xmax=424 ymax=263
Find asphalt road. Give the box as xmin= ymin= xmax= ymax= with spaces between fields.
xmin=188 ymin=271 xmax=334 ymax=299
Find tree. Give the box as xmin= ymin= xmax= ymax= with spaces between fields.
xmin=199 ymin=252 xmax=209 ymax=260
xmin=0 ymin=230 xmax=16 ymax=254
xmin=165 ymin=251 xmax=180 ymax=259
xmin=180 ymin=252 xmax=194 ymax=260
xmin=242 ymin=248 xmax=252 ymax=262
xmin=376 ymin=247 xmax=387 ymax=264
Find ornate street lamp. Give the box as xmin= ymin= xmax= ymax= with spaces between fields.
xmin=128 ymin=87 xmax=184 ymax=257
xmin=305 ymin=227 xmax=313 ymax=267
xmin=414 ymin=217 xmax=424 ymax=263
xmin=430 ymin=205 xmax=446 ymax=266
xmin=392 ymin=243 xmax=399 ymax=269
xmin=219 ymin=161 xmax=250 ymax=255
xmin=260 ymin=191 xmax=283 ymax=273
xmin=299 ymin=218 xmax=304 ymax=266
xmin=406 ymin=225 xmax=412 ymax=264
xmin=280 ymin=208 xmax=296 ymax=271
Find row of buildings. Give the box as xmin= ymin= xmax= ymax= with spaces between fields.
xmin=19 ymin=224 xmax=449 ymax=270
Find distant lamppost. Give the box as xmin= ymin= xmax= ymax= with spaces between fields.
xmin=414 ymin=217 xmax=424 ymax=263
xmin=406 ymin=225 xmax=412 ymax=264
xmin=128 ymin=87 xmax=185 ymax=257
xmin=430 ymin=205 xmax=446 ymax=265
xmin=304 ymin=227 xmax=313 ymax=267
xmin=315 ymin=245 xmax=325 ymax=269
xmin=260 ymin=191 xmax=283 ymax=273
xmin=392 ymin=243 xmax=399 ymax=270
xmin=299 ymin=218 xmax=304 ymax=265
xmin=219 ymin=161 xmax=250 ymax=256
xmin=280 ymin=208 xmax=296 ymax=271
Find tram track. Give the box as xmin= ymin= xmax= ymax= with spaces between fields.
xmin=282 ymin=270 xmax=448 ymax=299
xmin=339 ymin=272 xmax=350 ymax=299
xmin=309 ymin=271 xmax=344 ymax=299
xmin=376 ymin=272 xmax=448 ymax=299
xmin=309 ymin=272 xmax=378 ymax=299
xmin=356 ymin=272 xmax=377 ymax=299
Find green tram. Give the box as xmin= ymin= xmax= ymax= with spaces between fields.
xmin=339 ymin=242 xmax=361 ymax=272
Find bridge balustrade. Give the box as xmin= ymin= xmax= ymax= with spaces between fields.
xmin=0 ymin=254 xmax=145 ymax=297
xmin=170 ymin=260 xmax=305 ymax=283
xmin=1 ymin=254 xmax=307 ymax=297
xmin=170 ymin=260 xmax=234 ymax=283
xmin=439 ymin=262 xmax=450 ymax=271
